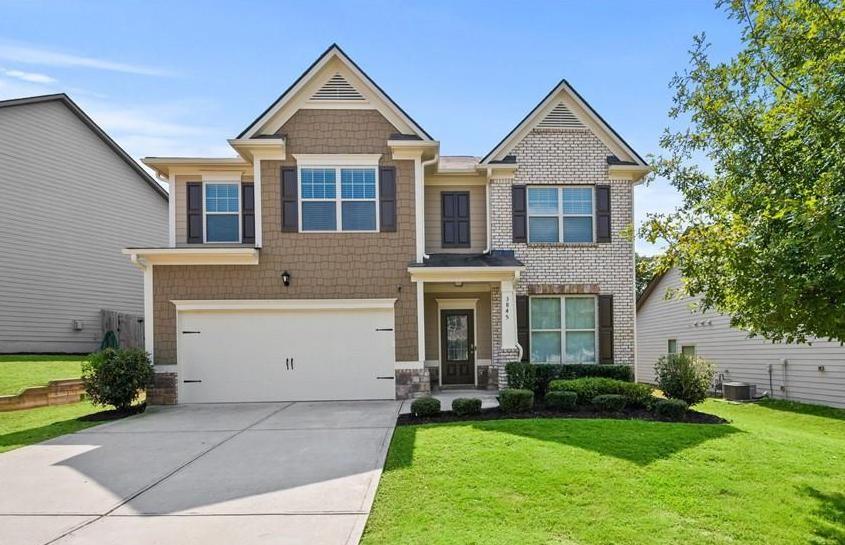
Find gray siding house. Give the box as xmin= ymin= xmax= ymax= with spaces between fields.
xmin=0 ymin=94 xmax=168 ymax=353
xmin=637 ymin=267 xmax=845 ymax=408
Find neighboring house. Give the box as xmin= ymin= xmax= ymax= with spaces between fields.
xmin=637 ymin=267 xmax=845 ymax=408
xmin=0 ymin=94 xmax=168 ymax=353
xmin=126 ymin=44 xmax=649 ymax=404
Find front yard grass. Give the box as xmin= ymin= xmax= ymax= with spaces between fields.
xmin=0 ymin=354 xmax=86 ymax=395
xmin=362 ymin=399 xmax=845 ymax=545
xmin=0 ymin=401 xmax=101 ymax=454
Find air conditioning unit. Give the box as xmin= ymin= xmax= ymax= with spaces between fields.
xmin=723 ymin=382 xmax=754 ymax=401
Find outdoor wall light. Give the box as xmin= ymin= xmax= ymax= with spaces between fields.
xmin=281 ymin=271 xmax=291 ymax=287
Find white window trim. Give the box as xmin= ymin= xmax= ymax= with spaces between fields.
xmin=298 ymin=165 xmax=380 ymax=233
xmin=527 ymin=185 xmax=596 ymax=244
xmin=202 ymin=181 xmax=242 ymax=244
xmin=528 ymin=295 xmax=599 ymax=364
xmin=681 ymin=344 xmax=696 ymax=356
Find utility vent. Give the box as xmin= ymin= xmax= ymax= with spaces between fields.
xmin=538 ymin=102 xmax=584 ymax=129
xmin=310 ymin=73 xmax=365 ymax=101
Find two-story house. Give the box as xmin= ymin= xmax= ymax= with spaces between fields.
xmin=125 ymin=44 xmax=649 ymax=404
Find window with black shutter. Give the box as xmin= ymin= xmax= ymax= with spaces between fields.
xmin=441 ymin=191 xmax=470 ymax=247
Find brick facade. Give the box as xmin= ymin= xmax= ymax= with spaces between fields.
xmin=489 ymin=127 xmax=636 ymax=377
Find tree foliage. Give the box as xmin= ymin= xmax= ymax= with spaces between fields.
xmin=642 ymin=0 xmax=845 ymax=343
xmin=636 ymin=254 xmax=660 ymax=298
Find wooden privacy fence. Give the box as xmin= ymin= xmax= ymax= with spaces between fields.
xmin=101 ymin=309 xmax=145 ymax=350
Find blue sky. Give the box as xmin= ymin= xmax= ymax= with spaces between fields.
xmin=0 ymin=0 xmax=741 ymax=254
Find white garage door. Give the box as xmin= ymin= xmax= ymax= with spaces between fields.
xmin=176 ymin=300 xmax=396 ymax=403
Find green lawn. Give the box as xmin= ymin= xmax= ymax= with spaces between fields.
xmin=362 ymin=399 xmax=845 ymax=545
xmin=0 ymin=355 xmax=87 ymax=395
xmin=0 ymin=401 xmax=101 ymax=454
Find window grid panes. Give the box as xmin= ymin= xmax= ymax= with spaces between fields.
xmin=204 ymin=183 xmax=240 ymax=242
xmin=527 ymin=186 xmax=594 ymax=243
xmin=529 ymin=296 xmax=597 ymax=364
xmin=300 ymin=166 xmax=377 ymax=232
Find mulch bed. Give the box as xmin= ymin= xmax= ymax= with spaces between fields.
xmin=397 ymin=403 xmax=727 ymax=426
xmin=78 ymin=403 xmax=147 ymax=422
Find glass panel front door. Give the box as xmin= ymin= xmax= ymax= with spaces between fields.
xmin=441 ymin=310 xmax=475 ymax=385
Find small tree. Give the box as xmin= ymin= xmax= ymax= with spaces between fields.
xmin=83 ymin=348 xmax=154 ymax=410
xmin=654 ymin=354 xmax=715 ymax=406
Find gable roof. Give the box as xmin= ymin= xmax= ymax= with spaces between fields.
xmin=237 ymin=44 xmax=433 ymax=141
xmin=0 ymin=93 xmax=168 ymax=200
xmin=636 ymin=269 xmax=669 ymax=311
xmin=480 ymin=79 xmax=647 ymax=166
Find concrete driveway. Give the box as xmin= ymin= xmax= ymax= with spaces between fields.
xmin=0 ymin=400 xmax=400 ymax=545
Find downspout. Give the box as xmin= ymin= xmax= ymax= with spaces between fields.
xmin=484 ymin=166 xmax=492 ymax=254
xmin=419 ymin=152 xmax=439 ymax=260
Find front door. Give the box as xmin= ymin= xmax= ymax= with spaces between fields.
xmin=440 ymin=309 xmax=475 ymax=385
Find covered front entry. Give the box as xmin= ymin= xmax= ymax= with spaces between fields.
xmin=174 ymin=299 xmax=397 ymax=403
xmin=440 ymin=308 xmax=475 ymax=385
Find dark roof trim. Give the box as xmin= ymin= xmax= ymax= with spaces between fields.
xmin=0 ymin=93 xmax=168 ymax=200
xmin=480 ymin=79 xmax=647 ymax=166
xmin=636 ymin=269 xmax=668 ymax=311
xmin=410 ymin=250 xmax=524 ymax=268
xmin=237 ymin=43 xmax=433 ymax=140
xmin=607 ymin=155 xmax=638 ymax=166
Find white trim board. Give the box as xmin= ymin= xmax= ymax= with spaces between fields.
xmin=171 ymin=298 xmax=398 ymax=312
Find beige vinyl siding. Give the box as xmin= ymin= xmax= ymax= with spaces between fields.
xmin=424 ymin=182 xmax=486 ymax=253
xmin=0 ymin=101 xmax=167 ymax=353
xmin=637 ymin=268 xmax=845 ymax=408
xmin=424 ymin=290 xmax=492 ymax=362
xmin=174 ymin=174 xmax=253 ymax=246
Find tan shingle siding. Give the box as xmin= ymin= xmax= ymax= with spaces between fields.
xmin=154 ymin=109 xmax=418 ymax=364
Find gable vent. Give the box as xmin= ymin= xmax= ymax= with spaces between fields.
xmin=538 ymin=102 xmax=584 ymax=129
xmin=310 ymin=73 xmax=365 ymax=101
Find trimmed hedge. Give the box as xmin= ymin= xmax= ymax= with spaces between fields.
xmin=411 ymin=397 xmax=441 ymax=417
xmin=452 ymin=398 xmax=482 ymax=417
xmin=653 ymin=398 xmax=689 ymax=420
xmin=505 ymin=362 xmax=634 ymax=395
xmin=544 ymin=390 xmax=577 ymax=411
xmin=549 ymin=377 xmax=654 ymax=408
xmin=592 ymin=394 xmax=627 ymax=412
xmin=499 ymin=389 xmax=534 ymax=414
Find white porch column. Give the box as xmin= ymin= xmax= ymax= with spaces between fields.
xmin=416 ymin=280 xmax=425 ymax=364
xmin=143 ymin=262 xmax=154 ymax=360
xmin=252 ymin=157 xmax=263 ymax=248
xmin=500 ymin=279 xmax=517 ymax=349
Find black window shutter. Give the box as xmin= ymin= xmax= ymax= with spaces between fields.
xmin=441 ymin=192 xmax=470 ymax=247
xmin=186 ymin=182 xmax=203 ymax=244
xmin=598 ymin=294 xmax=614 ymax=364
xmin=281 ymin=167 xmax=298 ymax=232
xmin=242 ymin=183 xmax=255 ymax=244
xmin=379 ymin=166 xmax=396 ymax=232
xmin=516 ymin=295 xmax=530 ymax=362
xmin=512 ymin=185 xmax=527 ymax=243
xmin=596 ymin=185 xmax=611 ymax=243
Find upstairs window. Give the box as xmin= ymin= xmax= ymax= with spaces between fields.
xmin=300 ymin=167 xmax=377 ymax=231
xmin=205 ymin=183 xmax=240 ymax=242
xmin=527 ymin=186 xmax=594 ymax=243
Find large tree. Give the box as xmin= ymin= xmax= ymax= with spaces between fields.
xmin=642 ymin=0 xmax=845 ymax=343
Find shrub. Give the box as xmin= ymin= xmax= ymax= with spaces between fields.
xmin=499 ymin=389 xmax=534 ymax=414
xmin=506 ymin=362 xmax=633 ymax=396
xmin=654 ymin=354 xmax=715 ymax=406
xmin=549 ymin=377 xmax=654 ymax=408
xmin=82 ymin=348 xmax=154 ymax=410
xmin=653 ymin=398 xmax=689 ymax=420
xmin=411 ymin=397 xmax=441 ymax=417
xmin=544 ymin=390 xmax=577 ymax=411
xmin=505 ymin=362 xmax=536 ymax=391
xmin=452 ymin=398 xmax=482 ymax=417
xmin=592 ymin=394 xmax=627 ymax=412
